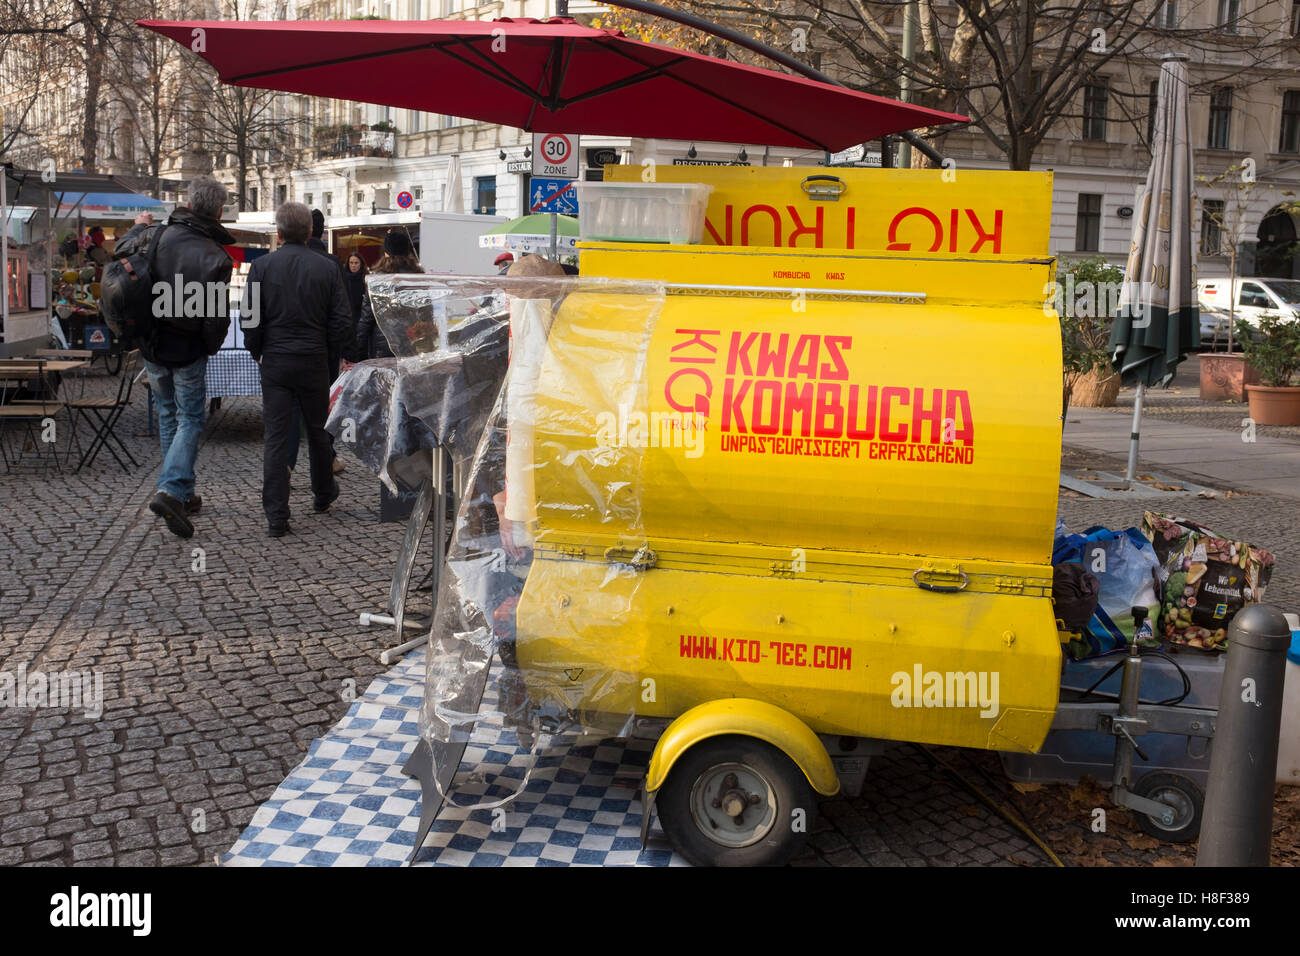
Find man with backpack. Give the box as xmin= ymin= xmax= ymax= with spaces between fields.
xmin=108 ymin=175 xmax=235 ymax=539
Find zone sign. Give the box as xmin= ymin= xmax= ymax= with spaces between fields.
xmin=532 ymin=132 xmax=580 ymax=179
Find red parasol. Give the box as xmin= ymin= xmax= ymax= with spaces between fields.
xmin=138 ymin=17 xmax=965 ymax=151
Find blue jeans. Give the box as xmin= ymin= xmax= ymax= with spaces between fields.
xmin=145 ymin=357 xmax=207 ymax=502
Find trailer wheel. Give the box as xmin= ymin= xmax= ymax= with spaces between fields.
xmin=1133 ymin=771 xmax=1203 ymax=843
xmin=657 ymin=735 xmax=814 ymax=867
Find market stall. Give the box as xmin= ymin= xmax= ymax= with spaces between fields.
xmin=145 ymin=14 xmax=1292 ymax=870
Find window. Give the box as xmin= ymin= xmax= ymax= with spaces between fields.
xmin=1239 ymin=282 xmax=1271 ymax=309
xmin=275 ymin=184 xmax=288 ymax=207
xmin=474 ymin=176 xmax=497 ymax=215
xmin=1147 ymin=79 xmax=1160 ymax=143
xmin=410 ymin=110 xmax=422 ymax=133
xmin=355 ymin=190 xmax=364 ymax=211
xmin=1076 ymin=193 xmax=1102 ymax=251
xmin=1292 ymin=0 xmax=1300 ymax=36
xmin=1217 ymin=0 xmax=1240 ymax=31
xmin=1208 ymin=86 xmax=1232 ymax=149
xmin=1281 ymin=91 xmax=1300 ymax=153
xmin=1083 ymin=79 xmax=1108 ymax=141
xmin=1201 ymin=200 xmax=1224 ymax=256
xmin=305 ymin=192 xmax=313 ymax=207
xmin=249 ymin=187 xmax=259 ymax=210
xmin=1160 ymin=0 xmax=1178 ymax=28
xmin=323 ymin=191 xmax=333 ymax=216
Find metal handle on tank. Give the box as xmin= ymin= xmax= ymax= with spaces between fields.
xmin=912 ymin=568 xmax=969 ymax=593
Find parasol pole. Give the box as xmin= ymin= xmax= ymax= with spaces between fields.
xmin=549 ymin=212 xmax=558 ymax=260
xmin=1125 ymin=382 xmax=1145 ymax=484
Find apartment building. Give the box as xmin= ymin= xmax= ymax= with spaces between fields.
xmin=5 ymin=0 xmax=1297 ymax=278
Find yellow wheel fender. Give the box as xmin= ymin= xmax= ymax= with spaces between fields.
xmin=644 ymin=698 xmax=840 ymax=798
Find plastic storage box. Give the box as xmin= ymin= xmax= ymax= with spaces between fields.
xmin=574 ymin=181 xmax=713 ymax=244
xmin=1002 ymin=648 xmax=1225 ymax=788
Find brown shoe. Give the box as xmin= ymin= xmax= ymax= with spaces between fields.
xmin=331 ymin=456 xmax=345 ymax=475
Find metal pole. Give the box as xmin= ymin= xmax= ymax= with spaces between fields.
xmin=1196 ymin=605 xmax=1292 ymax=867
xmin=1124 ymin=381 xmax=1144 ymax=484
xmin=549 ymin=211 xmax=557 ymax=260
xmin=2 ymin=163 xmax=10 ymax=338
xmin=899 ymin=0 xmax=917 ymax=169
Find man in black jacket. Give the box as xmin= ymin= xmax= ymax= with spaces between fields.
xmin=242 ymin=202 xmax=352 ymax=536
xmin=114 ymin=175 xmax=234 ymax=539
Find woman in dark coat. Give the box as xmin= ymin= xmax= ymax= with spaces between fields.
xmin=355 ymin=231 xmax=423 ymax=360
xmin=343 ymin=253 xmax=368 ymax=325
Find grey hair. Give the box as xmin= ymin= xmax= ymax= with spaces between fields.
xmin=275 ymin=201 xmax=312 ymax=243
xmin=188 ymin=175 xmax=228 ymax=219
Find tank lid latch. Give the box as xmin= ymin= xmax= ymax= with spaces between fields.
xmin=604 ymin=544 xmax=658 ymax=571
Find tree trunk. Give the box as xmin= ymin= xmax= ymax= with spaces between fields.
xmin=80 ymin=29 xmax=102 ymax=172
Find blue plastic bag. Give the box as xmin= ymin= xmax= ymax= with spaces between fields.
xmin=1053 ymin=525 xmax=1162 ymax=659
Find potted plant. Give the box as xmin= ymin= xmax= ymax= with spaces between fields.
xmin=1195 ymin=166 xmax=1270 ymax=401
xmin=1058 ymin=256 xmax=1122 ymax=411
xmin=1240 ymin=315 xmax=1300 ymax=425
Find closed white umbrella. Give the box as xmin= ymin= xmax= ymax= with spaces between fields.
xmin=443 ymin=155 xmax=464 ymax=214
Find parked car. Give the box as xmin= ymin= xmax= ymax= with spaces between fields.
xmin=1197 ymin=277 xmax=1300 ymax=332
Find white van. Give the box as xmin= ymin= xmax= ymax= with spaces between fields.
xmin=1196 ymin=277 xmax=1300 ymax=330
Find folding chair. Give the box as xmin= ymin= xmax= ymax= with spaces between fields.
xmin=0 ymin=360 xmax=67 ymax=474
xmin=69 ymin=349 xmax=142 ymax=473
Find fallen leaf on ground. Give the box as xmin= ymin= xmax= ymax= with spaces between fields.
xmin=1012 ymin=782 xmax=1044 ymax=793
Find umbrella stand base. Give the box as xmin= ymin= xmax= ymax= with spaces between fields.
xmin=1059 ymin=469 xmax=1222 ymax=500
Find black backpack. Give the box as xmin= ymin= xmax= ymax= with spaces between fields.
xmin=100 ymin=224 xmax=170 ymax=348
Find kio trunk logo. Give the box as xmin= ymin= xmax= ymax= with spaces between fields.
xmin=0 ymin=664 xmax=103 ymax=718
xmin=890 ymin=664 xmax=1000 ymax=718
xmin=49 ymin=886 xmax=151 ymax=936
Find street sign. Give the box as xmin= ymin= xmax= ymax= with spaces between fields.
xmin=396 ymin=190 xmax=413 ymax=209
xmin=587 ymin=147 xmax=620 ymax=168
xmin=506 ymin=160 xmax=532 ymax=173
xmin=529 ymin=177 xmax=578 ymax=215
xmin=532 ymin=132 xmax=580 ymax=179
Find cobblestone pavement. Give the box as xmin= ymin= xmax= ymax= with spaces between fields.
xmin=0 ymin=364 xmax=1292 ymax=867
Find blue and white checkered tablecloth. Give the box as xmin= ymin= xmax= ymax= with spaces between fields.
xmin=221 ymin=648 xmax=687 ymax=867
xmin=206 ymin=348 xmax=261 ymax=399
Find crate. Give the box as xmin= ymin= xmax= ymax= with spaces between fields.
xmin=574 ymin=181 xmax=713 ymax=244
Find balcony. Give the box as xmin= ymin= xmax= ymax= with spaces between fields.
xmin=313 ymin=124 xmax=396 ymax=160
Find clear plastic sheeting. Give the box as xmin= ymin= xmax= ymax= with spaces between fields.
xmin=416 ymin=276 xmax=667 ymax=768
xmin=326 ymin=276 xmax=514 ymax=494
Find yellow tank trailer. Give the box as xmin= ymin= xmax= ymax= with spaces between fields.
xmin=511 ymin=167 xmax=1066 ymax=865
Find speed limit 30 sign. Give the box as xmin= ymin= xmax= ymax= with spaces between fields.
xmin=532 ymin=132 xmax=580 ymax=179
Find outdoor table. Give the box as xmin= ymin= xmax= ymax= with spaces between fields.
xmin=205 ymin=316 xmax=261 ymax=403
xmin=0 ymin=359 xmax=88 ymax=471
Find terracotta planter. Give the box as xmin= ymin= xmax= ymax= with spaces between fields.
xmin=1070 ymin=368 xmax=1121 ymax=407
xmin=1245 ymin=385 xmax=1300 ymax=426
xmin=1199 ymin=352 xmax=1261 ymax=402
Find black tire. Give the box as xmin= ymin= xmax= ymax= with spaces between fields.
xmin=102 ymin=350 xmax=122 ymax=376
xmin=1133 ymin=771 xmax=1203 ymax=843
xmin=656 ymin=734 xmax=815 ymax=867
